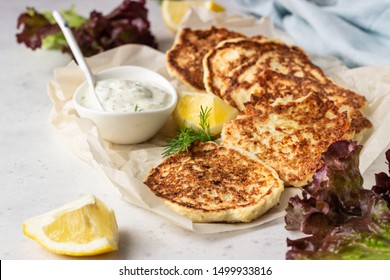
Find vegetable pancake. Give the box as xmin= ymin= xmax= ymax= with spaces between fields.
xmin=221 ymin=93 xmax=353 ymax=187
xmin=166 ymin=27 xmax=245 ymax=91
xmin=144 ymin=141 xmax=283 ymax=223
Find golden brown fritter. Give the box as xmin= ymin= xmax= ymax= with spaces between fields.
xmin=203 ymin=37 xmax=371 ymax=138
xmin=244 ymin=70 xmax=371 ymax=137
xmin=203 ymin=37 xmax=327 ymax=108
xmin=144 ymin=141 xmax=283 ymax=223
xmin=221 ymin=93 xmax=353 ymax=187
xmin=166 ymin=27 xmax=245 ymax=91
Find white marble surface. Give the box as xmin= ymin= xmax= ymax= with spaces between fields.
xmin=0 ymin=0 xmax=293 ymax=260
xmin=2 ymin=0 xmax=389 ymax=261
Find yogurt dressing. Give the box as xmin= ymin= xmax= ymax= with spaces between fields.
xmin=80 ymin=79 xmax=171 ymax=112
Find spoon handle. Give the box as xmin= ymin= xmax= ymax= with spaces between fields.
xmin=53 ymin=11 xmax=104 ymax=111
xmin=52 ymin=11 xmax=95 ymax=87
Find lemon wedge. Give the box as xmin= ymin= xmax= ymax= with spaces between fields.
xmin=162 ymin=0 xmax=225 ymax=32
xmin=174 ymin=91 xmax=237 ymax=135
xmin=23 ymin=195 xmax=119 ymax=256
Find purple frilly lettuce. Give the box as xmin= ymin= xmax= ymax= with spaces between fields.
xmin=285 ymin=140 xmax=390 ymax=260
xmin=16 ymin=0 xmax=158 ymax=57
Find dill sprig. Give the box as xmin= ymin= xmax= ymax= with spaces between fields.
xmin=162 ymin=106 xmax=217 ymax=157
xmin=134 ymin=104 xmax=142 ymax=112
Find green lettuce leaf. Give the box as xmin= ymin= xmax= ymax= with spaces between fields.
xmin=16 ymin=6 xmax=86 ymax=50
xmin=41 ymin=6 xmax=86 ymax=28
xmin=41 ymin=6 xmax=86 ymax=50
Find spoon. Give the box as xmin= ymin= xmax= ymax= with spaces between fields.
xmin=52 ymin=10 xmax=104 ymax=111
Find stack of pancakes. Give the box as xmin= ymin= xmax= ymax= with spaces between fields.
xmin=144 ymin=27 xmax=371 ymax=223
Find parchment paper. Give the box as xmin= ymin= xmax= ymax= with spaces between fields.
xmin=47 ymin=9 xmax=390 ymax=234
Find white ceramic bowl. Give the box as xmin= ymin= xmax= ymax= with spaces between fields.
xmin=73 ymin=66 xmax=177 ymax=144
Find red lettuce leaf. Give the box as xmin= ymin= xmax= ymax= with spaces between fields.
xmin=285 ymin=140 xmax=390 ymax=260
xmin=16 ymin=7 xmax=60 ymax=50
xmin=67 ymin=0 xmax=158 ymax=57
xmin=372 ymin=149 xmax=390 ymax=208
xmin=16 ymin=0 xmax=158 ymax=57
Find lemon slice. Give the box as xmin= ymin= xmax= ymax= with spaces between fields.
xmin=23 ymin=195 xmax=119 ymax=256
xmin=162 ymin=0 xmax=225 ymax=32
xmin=174 ymin=91 xmax=237 ymax=135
